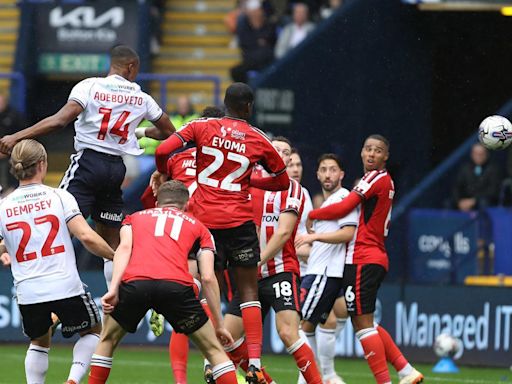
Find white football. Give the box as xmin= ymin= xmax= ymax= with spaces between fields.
xmin=434 ymin=333 xmax=461 ymax=358
xmin=478 ymin=115 xmax=512 ymax=150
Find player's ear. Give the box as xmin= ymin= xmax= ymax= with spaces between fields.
xmin=339 ymin=170 xmax=345 ymax=181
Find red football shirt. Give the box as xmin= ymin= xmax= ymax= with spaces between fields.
xmin=253 ymin=179 xmax=305 ymax=279
xmin=158 ymin=117 xmax=287 ymax=229
xmin=140 ymin=148 xmax=197 ymax=210
xmin=121 ymin=207 xmax=215 ymax=285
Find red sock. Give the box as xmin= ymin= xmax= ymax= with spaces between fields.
xmin=169 ymin=332 xmax=189 ymax=384
xmin=356 ymin=328 xmax=391 ymax=384
xmin=226 ymin=338 xmax=274 ymax=383
xmin=88 ymin=365 xmax=110 ymax=384
xmin=377 ymin=325 xmax=408 ymax=371
xmin=240 ymin=301 xmax=262 ymax=366
xmin=201 ymin=299 xmax=214 ymax=322
xmin=287 ymin=339 xmax=322 ymax=384
xmin=212 ymin=361 xmax=238 ymax=384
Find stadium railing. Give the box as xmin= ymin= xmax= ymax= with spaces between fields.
xmin=136 ymin=73 xmax=222 ymax=108
xmin=1 ymin=72 xmax=26 ymax=114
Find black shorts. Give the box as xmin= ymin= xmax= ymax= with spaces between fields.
xmin=59 ymin=149 xmax=125 ymax=227
xmin=18 ymin=292 xmax=100 ymax=339
xmin=342 ymin=264 xmax=387 ymax=316
xmin=209 ymin=221 xmax=260 ymax=270
xmin=300 ymin=274 xmax=344 ymax=326
xmin=227 ymin=272 xmax=301 ymax=318
xmin=111 ymin=280 xmax=208 ymax=335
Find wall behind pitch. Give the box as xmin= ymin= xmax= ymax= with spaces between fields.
xmin=1 ymin=271 xmax=511 ymax=367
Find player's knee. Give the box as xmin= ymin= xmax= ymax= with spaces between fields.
xmin=278 ymin=323 xmax=298 ymax=347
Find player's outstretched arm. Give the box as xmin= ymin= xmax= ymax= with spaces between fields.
xmin=141 ymin=112 xmax=176 ymax=140
xmin=67 ymin=215 xmax=115 ymax=260
xmin=0 ymin=101 xmax=83 ymax=154
xmin=154 ymin=134 xmax=184 ymax=173
xmin=259 ymin=211 xmax=297 ymax=266
xmin=197 ymin=250 xmax=224 ymax=327
xmin=249 ymin=170 xmax=290 ymax=191
xmin=309 ymin=191 xmax=361 ymax=221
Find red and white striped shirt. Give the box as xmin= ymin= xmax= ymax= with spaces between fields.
xmin=252 ymin=179 xmax=305 ymax=279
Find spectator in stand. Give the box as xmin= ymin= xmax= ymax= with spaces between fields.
xmin=230 ymin=0 xmax=277 ymax=83
xmin=0 ymin=94 xmax=26 ymax=192
xmin=275 ymin=3 xmax=315 ymax=59
xmin=320 ymin=0 xmax=343 ymax=19
xmin=453 ymin=142 xmax=502 ymax=211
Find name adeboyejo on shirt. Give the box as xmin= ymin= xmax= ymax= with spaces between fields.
xmin=93 ymin=92 xmax=144 ymax=106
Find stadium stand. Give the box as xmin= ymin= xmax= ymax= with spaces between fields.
xmin=150 ymin=0 xmax=238 ymax=112
xmin=0 ymin=0 xmax=19 ymax=97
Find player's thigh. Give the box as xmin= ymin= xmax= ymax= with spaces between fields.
xmin=333 ymin=296 xmax=348 ymax=319
xmin=152 ymin=281 xmax=208 ymax=335
xmin=300 ymin=275 xmax=343 ymax=326
xmin=342 ymin=264 xmax=387 ymax=316
xmin=53 ymin=292 xmax=101 ymax=339
xmin=110 ymin=281 xmax=154 ymax=333
xmin=92 ymin=155 xmax=125 ymax=228
xmin=18 ymin=301 xmax=54 ymax=341
xmin=219 ymin=221 xmax=261 ymax=268
xmin=260 ymin=272 xmax=301 ymax=315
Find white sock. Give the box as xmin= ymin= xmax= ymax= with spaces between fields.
xmin=316 ymin=327 xmax=336 ymax=379
xmin=103 ymin=259 xmax=113 ymax=288
xmin=204 ymin=358 xmax=211 ymax=369
xmin=68 ymin=333 xmax=100 ymax=383
xmin=398 ymin=363 xmax=414 ymax=379
xmin=248 ymin=358 xmax=261 ymax=369
xmin=25 ymin=344 xmax=49 ymax=384
xmin=335 ymin=318 xmax=347 ymax=339
xmin=299 ymin=329 xmax=317 ymax=355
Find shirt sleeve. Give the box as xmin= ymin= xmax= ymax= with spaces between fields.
xmin=55 ymin=189 xmax=82 ymax=222
xmin=68 ymin=78 xmax=94 ymax=109
xmin=353 ymin=170 xmax=382 ymax=200
xmin=336 ymin=191 xmax=359 ymax=227
xmin=198 ymin=224 xmax=216 ymax=253
xmin=282 ymin=180 xmax=304 ymax=215
xmin=122 ymin=215 xmax=132 ymax=226
xmin=258 ymin=133 xmax=287 ymax=175
xmin=144 ymin=94 xmax=163 ymax=122
xmin=174 ymin=120 xmax=198 ymax=143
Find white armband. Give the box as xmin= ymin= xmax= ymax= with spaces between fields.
xmin=135 ymin=127 xmax=147 ymax=139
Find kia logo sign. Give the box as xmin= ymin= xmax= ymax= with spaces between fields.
xmin=49 ymin=6 xmax=124 ymax=28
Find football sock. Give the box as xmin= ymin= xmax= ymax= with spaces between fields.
xmin=335 ymin=318 xmax=347 ymax=338
xmin=397 ymin=363 xmax=414 ymax=379
xmin=68 ymin=333 xmax=99 ymax=383
xmin=376 ymin=324 xmax=410 ymax=374
xmin=25 ymin=344 xmax=49 ymax=384
xmin=316 ymin=327 xmax=336 ymax=379
xmin=212 ymin=361 xmax=237 ymax=384
xmin=201 ymin=299 xmax=214 ymax=323
xmin=103 ymin=259 xmax=113 ymax=288
xmin=225 ymin=338 xmax=274 ymax=383
xmin=356 ymin=328 xmax=391 ymax=384
xmin=170 ymin=332 xmax=189 ymax=384
xmin=287 ymin=338 xmax=323 ymax=384
xmin=88 ymin=354 xmax=112 ymax=384
xmin=300 ymin=329 xmax=317 ymax=356
xmin=240 ymin=301 xmax=262 ymax=369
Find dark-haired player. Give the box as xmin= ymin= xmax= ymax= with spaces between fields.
xmin=0 ymin=45 xmax=175 ymax=284
xmin=88 ymin=181 xmax=238 ymax=384
xmin=307 ymin=135 xmax=423 ymax=384
xmin=154 ymin=83 xmax=290 ymax=383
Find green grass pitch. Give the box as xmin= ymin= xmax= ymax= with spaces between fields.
xmin=1 ymin=343 xmax=511 ymax=383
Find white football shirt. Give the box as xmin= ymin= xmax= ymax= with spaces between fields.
xmin=297 ymin=187 xmax=313 ymax=276
xmin=305 ymin=187 xmax=358 ymax=278
xmin=0 ymin=184 xmax=84 ymax=305
xmin=69 ymin=74 xmax=163 ymax=156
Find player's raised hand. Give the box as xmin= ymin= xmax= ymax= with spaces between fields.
xmin=0 ymin=135 xmax=17 ymax=154
xmin=215 ymin=326 xmax=234 ymax=346
xmin=101 ymin=290 xmax=119 ymax=314
xmin=150 ymin=170 xmax=168 ymax=196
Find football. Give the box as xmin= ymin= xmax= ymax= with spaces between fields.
xmin=478 ymin=115 xmax=512 ymax=150
xmin=434 ymin=333 xmax=461 ymax=358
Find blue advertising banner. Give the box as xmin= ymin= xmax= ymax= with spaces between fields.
xmin=1 ymin=271 xmax=511 ymax=367
xmin=408 ymin=209 xmax=479 ymax=283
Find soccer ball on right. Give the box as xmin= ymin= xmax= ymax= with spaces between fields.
xmin=478 ymin=115 xmax=512 ymax=150
xmin=433 ymin=333 xmax=461 ymax=358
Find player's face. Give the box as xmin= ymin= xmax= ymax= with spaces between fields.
xmin=361 ymin=138 xmax=389 ymax=172
xmin=272 ymin=140 xmax=292 ymax=166
xmin=317 ymin=159 xmax=344 ymax=192
xmin=287 ymin=153 xmax=303 ymax=182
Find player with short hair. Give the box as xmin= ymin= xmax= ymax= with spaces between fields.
xmin=223 ymin=136 xmax=323 ymax=384
xmin=295 ymin=153 xmax=355 ymax=384
xmin=307 ymin=135 xmax=423 ymax=384
xmin=88 ymin=180 xmax=238 ymax=384
xmin=153 ymin=83 xmax=290 ymax=383
xmin=0 ymin=45 xmax=175 ymax=284
xmin=0 ymin=139 xmax=115 ymax=384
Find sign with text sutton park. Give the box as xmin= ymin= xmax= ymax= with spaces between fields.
xmin=34 ymin=0 xmax=138 ymax=73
